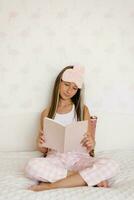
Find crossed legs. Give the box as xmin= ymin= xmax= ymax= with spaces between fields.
xmin=28 ymin=171 xmax=109 ymax=191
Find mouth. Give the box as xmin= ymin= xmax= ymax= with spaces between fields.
xmin=63 ymin=93 xmax=70 ymax=98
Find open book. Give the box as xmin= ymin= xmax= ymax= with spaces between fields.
xmin=43 ymin=117 xmax=88 ymax=153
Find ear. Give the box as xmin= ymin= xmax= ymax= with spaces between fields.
xmin=89 ymin=116 xmax=97 ymax=157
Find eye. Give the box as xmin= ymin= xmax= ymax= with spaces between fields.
xmin=73 ymin=87 xmax=78 ymax=90
xmin=64 ymin=82 xmax=70 ymax=86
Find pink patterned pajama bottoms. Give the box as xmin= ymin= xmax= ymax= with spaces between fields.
xmin=25 ymin=150 xmax=119 ymax=186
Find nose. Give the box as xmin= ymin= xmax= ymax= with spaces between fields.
xmin=66 ymin=86 xmax=73 ymax=94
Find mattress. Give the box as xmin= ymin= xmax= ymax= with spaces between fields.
xmin=0 ymin=149 xmax=134 ymax=200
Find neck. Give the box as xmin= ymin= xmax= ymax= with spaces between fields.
xmin=58 ymin=99 xmax=72 ymax=107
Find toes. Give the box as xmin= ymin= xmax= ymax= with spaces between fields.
xmin=97 ymin=181 xmax=109 ymax=188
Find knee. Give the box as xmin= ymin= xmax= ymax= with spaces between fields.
xmin=108 ymin=158 xmax=120 ymax=175
xmin=101 ymin=157 xmax=120 ymax=175
xmin=25 ymin=158 xmax=41 ymax=178
xmin=97 ymin=157 xmax=119 ymax=174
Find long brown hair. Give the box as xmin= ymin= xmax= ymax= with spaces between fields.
xmin=47 ymin=66 xmax=84 ymax=121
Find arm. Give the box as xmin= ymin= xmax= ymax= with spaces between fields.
xmin=36 ymin=107 xmax=49 ymax=155
xmin=81 ymin=105 xmax=96 ymax=153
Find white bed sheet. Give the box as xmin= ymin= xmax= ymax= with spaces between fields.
xmin=0 ymin=149 xmax=134 ymax=200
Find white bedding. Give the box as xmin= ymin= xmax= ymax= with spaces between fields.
xmin=0 ymin=149 xmax=134 ymax=200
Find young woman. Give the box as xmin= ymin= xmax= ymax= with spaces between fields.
xmin=25 ymin=66 xmax=119 ymax=191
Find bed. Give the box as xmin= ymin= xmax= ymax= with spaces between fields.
xmin=0 ymin=149 xmax=134 ymax=200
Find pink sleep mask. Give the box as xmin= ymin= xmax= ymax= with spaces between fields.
xmin=62 ymin=66 xmax=85 ymax=88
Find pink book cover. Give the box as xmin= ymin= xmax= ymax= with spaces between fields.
xmin=43 ymin=117 xmax=88 ymax=153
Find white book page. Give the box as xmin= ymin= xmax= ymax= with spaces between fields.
xmin=43 ymin=117 xmax=65 ymax=152
xmin=64 ymin=120 xmax=88 ymax=152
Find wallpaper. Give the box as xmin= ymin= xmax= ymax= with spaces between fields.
xmin=0 ymin=0 xmax=134 ymax=115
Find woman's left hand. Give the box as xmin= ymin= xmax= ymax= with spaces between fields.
xmin=80 ymin=134 xmax=95 ymax=153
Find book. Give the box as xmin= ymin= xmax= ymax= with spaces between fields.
xmin=43 ymin=117 xmax=88 ymax=153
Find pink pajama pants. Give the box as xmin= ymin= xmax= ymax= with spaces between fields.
xmin=25 ymin=150 xmax=119 ymax=186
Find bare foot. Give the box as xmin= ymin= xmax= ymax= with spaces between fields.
xmin=28 ymin=182 xmax=52 ymax=191
xmin=28 ymin=171 xmax=76 ymax=192
xmin=97 ymin=180 xmax=109 ymax=188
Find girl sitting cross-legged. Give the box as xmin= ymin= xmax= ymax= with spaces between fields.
xmin=25 ymin=65 xmax=119 ymax=191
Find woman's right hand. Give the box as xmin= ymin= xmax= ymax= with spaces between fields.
xmin=37 ymin=130 xmax=48 ymax=154
xmin=38 ymin=130 xmax=45 ymax=145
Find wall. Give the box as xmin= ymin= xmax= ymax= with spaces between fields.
xmin=0 ymin=0 xmax=134 ymax=151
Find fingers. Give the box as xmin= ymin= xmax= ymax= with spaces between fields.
xmin=39 ymin=129 xmax=44 ymax=136
xmin=80 ymin=137 xmax=86 ymax=145
xmin=39 ymin=137 xmax=45 ymax=144
xmin=38 ymin=130 xmax=45 ymax=144
xmin=80 ymin=135 xmax=94 ymax=152
xmin=81 ymin=136 xmax=92 ymax=146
